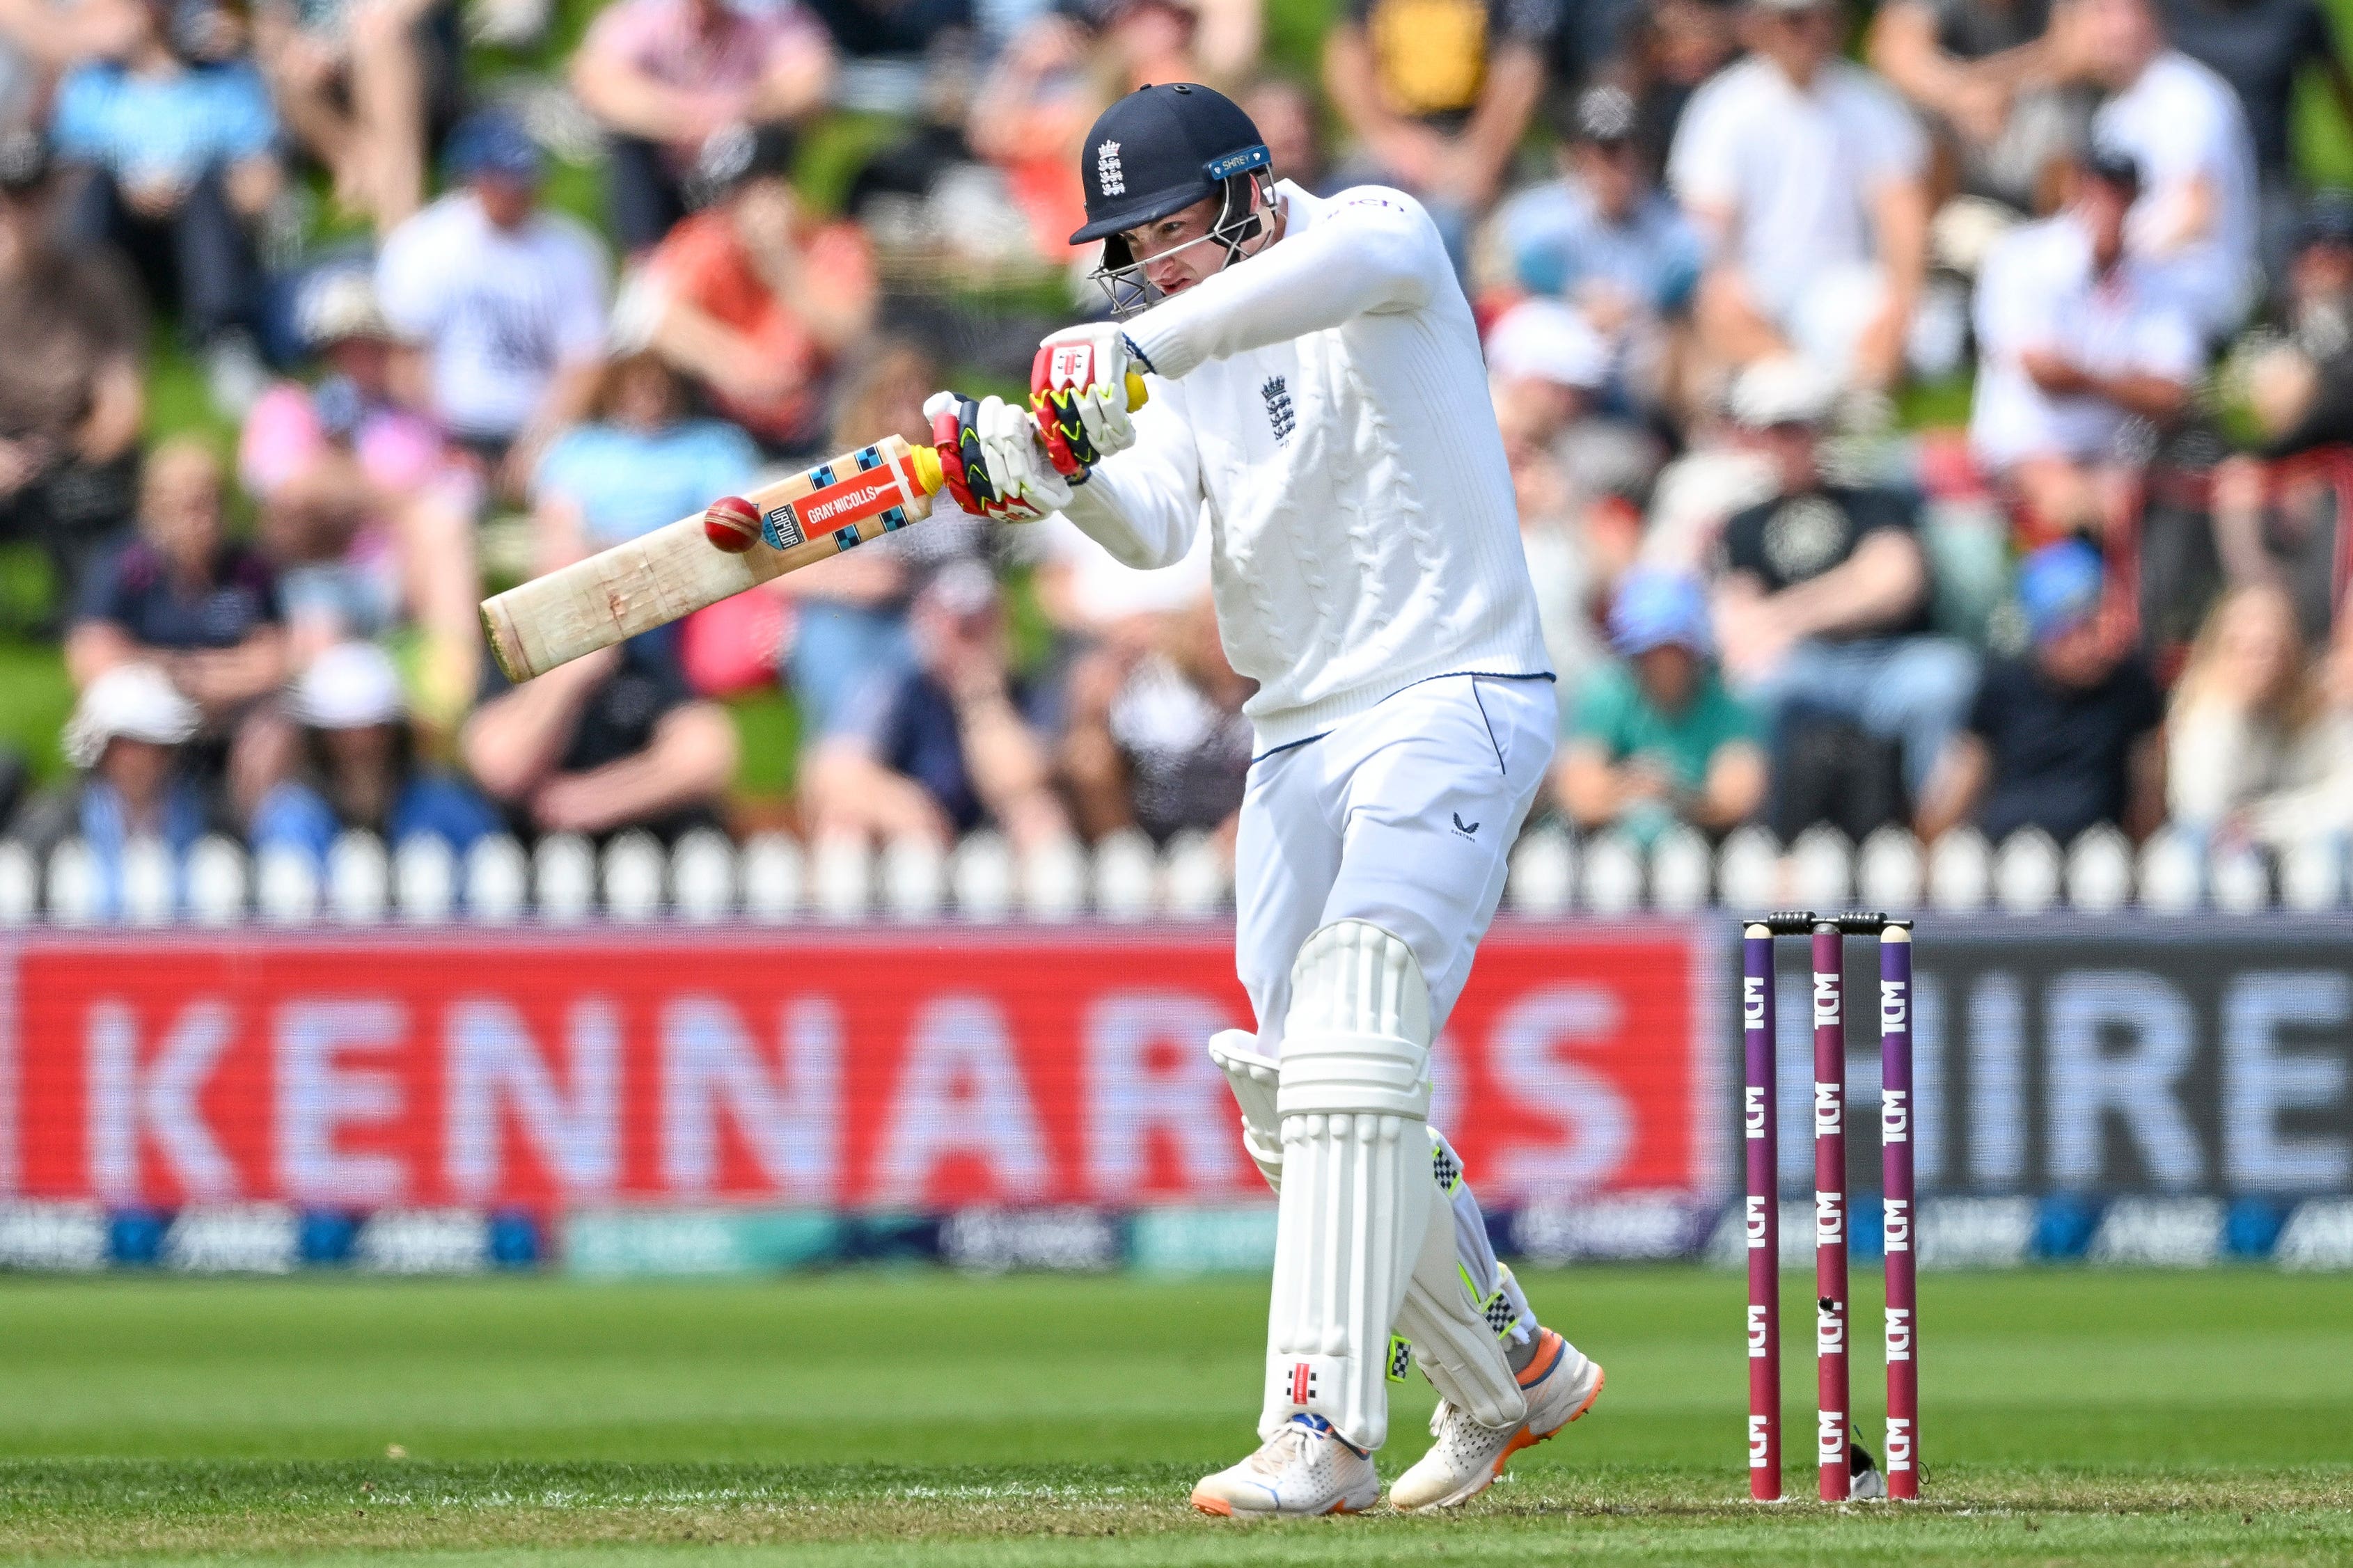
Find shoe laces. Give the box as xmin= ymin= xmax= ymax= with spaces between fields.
xmin=1247 ymin=1418 xmax=1319 ymax=1477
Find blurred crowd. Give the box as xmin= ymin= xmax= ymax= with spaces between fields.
xmin=1 ymin=0 xmax=2351 ymax=916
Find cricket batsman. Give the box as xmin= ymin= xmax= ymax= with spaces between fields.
xmin=920 ymin=82 xmax=1603 ymax=1515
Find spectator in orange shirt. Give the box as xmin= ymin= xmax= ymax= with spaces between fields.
xmin=636 ymin=123 xmax=876 ymax=456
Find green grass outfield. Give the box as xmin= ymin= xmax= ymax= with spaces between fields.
xmin=0 ymin=1267 xmax=2348 ymax=1565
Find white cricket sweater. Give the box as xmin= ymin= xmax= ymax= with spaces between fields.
xmin=1061 ymin=181 xmax=1552 ymax=752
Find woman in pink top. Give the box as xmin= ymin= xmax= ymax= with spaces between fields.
xmin=239 ymin=269 xmax=482 ymax=729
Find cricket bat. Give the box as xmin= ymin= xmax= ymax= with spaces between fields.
xmin=480 ymin=372 xmax=1146 ymax=683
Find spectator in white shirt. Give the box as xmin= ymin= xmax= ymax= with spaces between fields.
xmin=1668 ymin=0 xmax=1931 ymax=394
xmin=1969 ymin=148 xmax=2201 ymax=541
xmin=2079 ymin=0 xmax=2259 ymax=338
xmin=375 ymin=109 xmax=609 ymax=503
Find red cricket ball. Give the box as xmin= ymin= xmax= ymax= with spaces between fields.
xmin=703 ymin=495 xmax=762 ymax=554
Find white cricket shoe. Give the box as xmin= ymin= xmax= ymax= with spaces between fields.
xmin=1190 ymin=1414 xmax=1382 ymax=1517
xmin=1387 ymin=1327 xmax=1605 ymax=1512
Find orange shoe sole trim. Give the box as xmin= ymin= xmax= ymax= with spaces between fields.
xmin=1488 ymin=1364 xmax=1607 ymax=1482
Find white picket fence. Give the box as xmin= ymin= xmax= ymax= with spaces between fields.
xmin=0 ymin=821 xmax=2340 ymax=925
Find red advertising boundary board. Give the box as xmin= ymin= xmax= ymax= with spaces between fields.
xmin=1 ymin=922 xmax=1704 ymax=1211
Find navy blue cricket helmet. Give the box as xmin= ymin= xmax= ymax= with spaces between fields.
xmin=1072 ymin=83 xmax=1273 ymax=315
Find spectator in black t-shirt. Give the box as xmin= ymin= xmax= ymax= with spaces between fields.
xmin=66 ymin=438 xmax=292 ymax=825
xmin=1710 ymin=358 xmax=1979 ymax=804
xmin=1917 ymin=539 xmax=2166 ymax=844
xmin=1324 ymin=0 xmax=1555 ymax=269
xmin=802 ymin=561 xmax=1072 ymax=854
xmin=2162 ymin=0 xmax=2353 ymax=268
xmin=461 ymin=631 xmax=737 ymax=841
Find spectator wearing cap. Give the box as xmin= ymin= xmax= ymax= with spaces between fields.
xmin=570 ymin=0 xmax=835 ymax=255
xmin=1969 ymin=148 xmax=2201 ymax=544
xmin=1916 ymin=540 xmax=2166 ymax=844
xmin=1667 ymin=0 xmax=1932 ymax=394
xmin=1487 ymin=295 xmax=1612 ymax=450
xmin=462 ymin=631 xmax=737 ymax=841
xmin=1868 ymin=0 xmax=2091 ymax=217
xmin=1710 ymin=357 xmax=1978 ymax=809
xmin=50 ymin=0 xmax=282 ymax=413
xmin=375 ymin=110 xmax=609 ymax=502
xmin=1487 ymin=297 xmax=1620 ymax=706
xmin=1488 ymin=85 xmax=1703 ymax=420
xmin=1557 ymin=565 xmax=1766 ymax=843
xmin=0 ymin=132 xmax=145 ymax=630
xmin=631 ymin=123 xmax=876 ymax=456
xmin=1487 ymin=303 xmax=1619 ymax=700
xmin=803 ymin=561 xmax=1073 ymax=854
xmin=531 ymin=350 xmax=759 ymax=571
xmin=2078 ymin=0 xmax=2259 ymax=339
xmin=251 ymin=640 xmax=500 ymax=864
xmin=253 ymin=0 xmax=456 ymax=232
xmin=67 ymin=438 xmax=294 ymax=827
xmin=239 ymin=267 xmax=482 ymax=724
xmin=1321 ymin=0 xmax=1552 ymax=270
xmin=13 ymin=663 xmax=212 ymax=917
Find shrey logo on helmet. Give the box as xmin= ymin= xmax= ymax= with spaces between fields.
xmin=1096 ymin=140 xmax=1125 ymax=197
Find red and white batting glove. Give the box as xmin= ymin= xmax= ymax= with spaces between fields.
xmin=1031 ymin=324 xmax=1142 ymax=480
xmin=924 ymin=390 xmax=1072 ymax=523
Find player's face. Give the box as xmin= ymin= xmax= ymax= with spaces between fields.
xmin=1122 ymin=195 xmax=1233 ymax=299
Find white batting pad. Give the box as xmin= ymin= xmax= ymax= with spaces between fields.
xmin=1213 ymin=1031 xmax=1529 ymax=1430
xmin=1261 ymin=921 xmax=1434 ymax=1451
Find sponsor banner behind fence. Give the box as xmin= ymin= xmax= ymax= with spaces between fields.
xmin=1751 ymin=917 xmax=2353 ymax=1201
xmin=1 ymin=924 xmax=1704 ymax=1212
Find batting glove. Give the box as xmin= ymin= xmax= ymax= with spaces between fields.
xmin=924 ymin=390 xmax=1073 ymax=524
xmin=1031 ymin=324 xmax=1142 ymax=480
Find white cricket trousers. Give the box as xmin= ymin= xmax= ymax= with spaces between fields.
xmin=1236 ymin=674 xmax=1555 ymax=1042
xmin=1234 ymin=673 xmax=1556 ymax=1343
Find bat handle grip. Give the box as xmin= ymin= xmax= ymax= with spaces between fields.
xmin=909 ymin=374 xmax=1150 ymax=498
xmin=908 ymin=443 xmax=945 ymax=497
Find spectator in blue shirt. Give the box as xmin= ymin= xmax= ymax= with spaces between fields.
xmin=51 ymin=0 xmax=283 ymax=411
xmin=252 ymin=641 xmax=501 ymax=863
xmin=531 ymin=349 xmax=760 ymax=569
xmin=1488 ymin=86 xmax=1703 ymax=419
